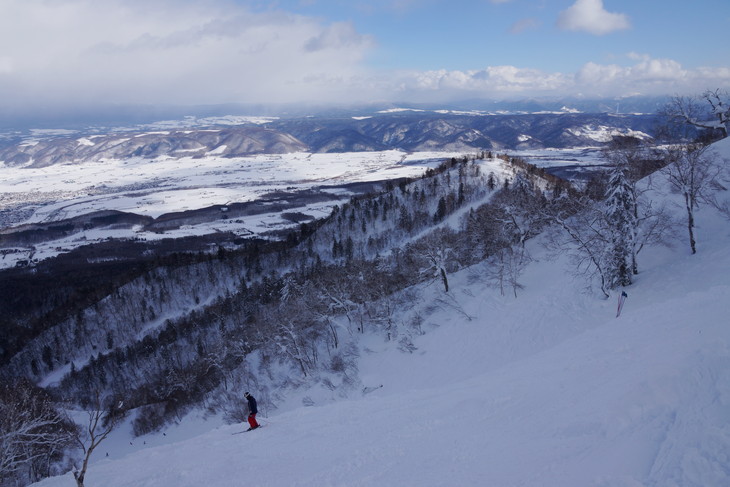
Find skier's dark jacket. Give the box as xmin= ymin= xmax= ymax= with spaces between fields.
xmin=247 ymin=394 xmax=258 ymax=415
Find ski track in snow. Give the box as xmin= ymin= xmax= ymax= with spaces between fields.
xmin=30 ymin=138 xmax=730 ymax=487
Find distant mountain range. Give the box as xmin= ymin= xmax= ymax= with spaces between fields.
xmin=0 ymin=126 xmax=307 ymax=168
xmin=269 ymin=112 xmax=657 ymax=153
xmin=0 ymin=111 xmax=659 ymax=168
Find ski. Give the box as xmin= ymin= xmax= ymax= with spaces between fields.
xmin=232 ymin=425 xmax=263 ymax=435
xmin=616 ymin=291 xmax=628 ymax=317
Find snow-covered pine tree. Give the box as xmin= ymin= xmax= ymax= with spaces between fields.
xmin=604 ymin=164 xmax=637 ymax=288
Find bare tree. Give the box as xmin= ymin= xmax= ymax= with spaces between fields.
xmin=710 ymin=191 xmax=730 ymax=222
xmin=661 ymin=143 xmax=720 ymax=254
xmin=473 ymin=172 xmax=544 ymax=297
xmin=634 ymin=198 xmax=676 ymax=256
xmin=492 ymin=172 xmax=549 ymax=249
xmin=661 ymin=90 xmax=729 ymax=140
xmin=318 ymin=279 xmax=359 ymax=338
xmin=268 ymin=307 xmax=320 ymax=378
xmin=408 ymin=228 xmax=460 ymax=293
xmin=483 ymin=245 xmax=530 ymax=298
xmin=0 ymin=380 xmax=74 ymax=486
xmin=703 ymin=89 xmax=730 ymax=138
xmin=419 ymin=246 xmax=451 ymax=293
xmin=708 ymin=151 xmax=730 ymax=222
xmin=71 ymin=393 xmax=127 ymax=487
xmin=545 ymin=195 xmax=612 ymax=298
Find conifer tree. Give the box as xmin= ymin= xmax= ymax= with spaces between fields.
xmin=604 ymin=164 xmax=637 ymax=288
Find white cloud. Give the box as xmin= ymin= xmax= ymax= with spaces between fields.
xmin=0 ymin=0 xmax=375 ymax=107
xmin=557 ymin=0 xmax=630 ymax=35
xmin=572 ymin=55 xmax=730 ymax=96
xmin=392 ymin=55 xmax=730 ymax=101
xmin=392 ymin=66 xmax=572 ymax=100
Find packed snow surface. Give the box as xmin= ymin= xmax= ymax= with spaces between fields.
xmin=31 ymin=138 xmax=730 ymax=487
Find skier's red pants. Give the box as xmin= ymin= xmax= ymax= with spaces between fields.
xmin=248 ymin=413 xmax=259 ymax=429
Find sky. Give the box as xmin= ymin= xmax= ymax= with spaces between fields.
xmin=1 ymin=0 xmax=729 ymax=117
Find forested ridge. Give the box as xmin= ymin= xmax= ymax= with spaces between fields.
xmin=2 ymin=153 xmax=561 ymax=413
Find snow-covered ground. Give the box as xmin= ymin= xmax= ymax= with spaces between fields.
xmin=30 ymin=139 xmax=730 ymax=486
xmin=0 ymin=150 xmax=463 ymax=268
xmin=0 ymin=151 xmax=454 ymax=224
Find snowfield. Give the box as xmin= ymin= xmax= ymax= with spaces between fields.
xmin=0 ymin=151 xmax=454 ymax=224
xmin=29 ymin=138 xmax=730 ymax=486
xmin=0 ymin=150 xmax=462 ymax=268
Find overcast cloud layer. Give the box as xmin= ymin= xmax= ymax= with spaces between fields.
xmin=1 ymin=0 xmax=728 ymax=114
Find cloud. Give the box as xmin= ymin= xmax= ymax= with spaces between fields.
xmin=0 ymin=0 xmax=375 ymax=108
xmin=557 ymin=0 xmax=630 ymax=35
xmin=627 ymin=52 xmax=651 ymax=62
xmin=391 ymin=55 xmax=730 ymax=101
xmin=0 ymin=0 xmax=727 ymax=114
xmin=582 ymin=57 xmax=686 ymax=85
xmin=510 ymin=18 xmax=540 ymax=34
xmin=304 ymin=22 xmax=371 ymax=52
xmin=572 ymin=55 xmax=730 ymax=96
xmin=0 ymin=56 xmax=13 ymax=74
xmin=392 ymin=65 xmax=572 ymax=100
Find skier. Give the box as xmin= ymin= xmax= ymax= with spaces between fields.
xmin=244 ymin=392 xmax=259 ymax=431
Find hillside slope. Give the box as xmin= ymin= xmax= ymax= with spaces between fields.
xmin=31 ymin=140 xmax=730 ymax=486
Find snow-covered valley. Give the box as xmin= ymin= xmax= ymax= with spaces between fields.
xmin=26 ymin=138 xmax=730 ymax=487
xmin=0 ymin=150 xmax=461 ymax=268
xmin=0 ymin=150 xmax=456 ymax=225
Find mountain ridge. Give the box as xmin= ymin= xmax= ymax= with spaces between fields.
xmin=0 ymin=112 xmax=658 ymax=168
xmin=0 ymin=126 xmax=308 ymax=168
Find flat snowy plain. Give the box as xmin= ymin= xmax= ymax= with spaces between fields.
xmin=27 ymin=139 xmax=730 ymax=486
xmin=0 ymin=149 xmax=464 ymax=268
xmin=1 ymin=151 xmax=445 ymax=223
